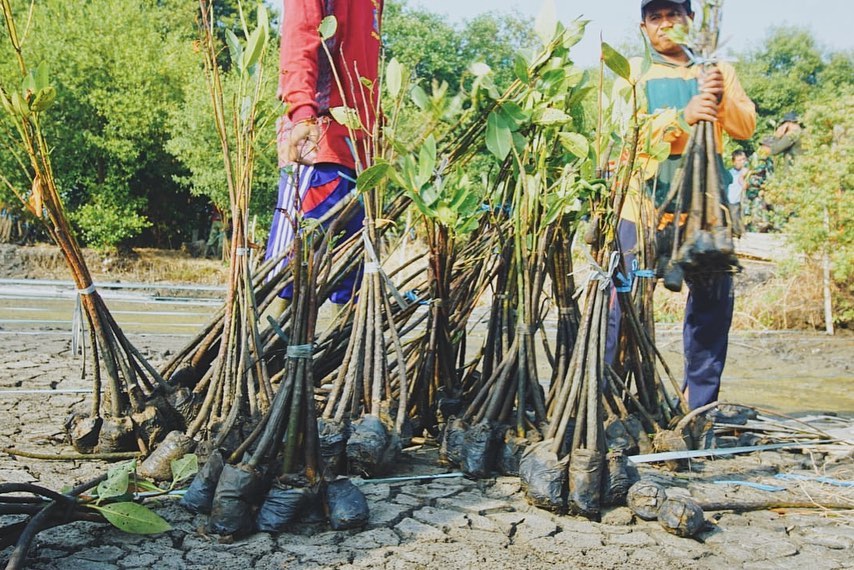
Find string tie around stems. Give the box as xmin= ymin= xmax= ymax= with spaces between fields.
xmin=431 ymin=298 xmax=444 ymax=308
xmin=77 ymin=284 xmax=96 ymax=295
xmin=361 ymin=229 xmax=409 ymax=310
xmin=286 ymin=344 xmax=314 ymax=359
xmin=558 ymin=307 xmax=575 ymax=315
xmin=583 ymin=249 xmax=620 ymax=291
xmin=235 ymin=247 xmax=250 ymax=256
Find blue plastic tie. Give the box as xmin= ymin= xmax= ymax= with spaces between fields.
xmin=337 ymin=170 xmax=357 ymax=184
xmin=615 ymin=272 xmax=632 ymax=293
xmin=713 ymin=480 xmax=786 ymax=492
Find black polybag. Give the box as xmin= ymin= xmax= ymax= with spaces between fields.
xmin=346 ymin=415 xmax=389 ymax=477
xmin=255 ymin=485 xmax=309 ymax=532
xmin=604 ymin=417 xmax=638 ymax=455
xmin=499 ymin=429 xmax=528 ymax=476
xmin=519 ymin=441 xmax=567 ymax=512
xmin=324 ymin=478 xmax=369 ymax=530
xmin=603 ymin=450 xmax=631 ymax=506
xmin=461 ymin=421 xmax=498 ymax=479
xmin=439 ymin=417 xmax=467 ymax=466
xmin=181 ymin=449 xmax=225 ymax=514
xmin=318 ymin=418 xmax=349 ymax=476
xmin=568 ymin=448 xmax=604 ymax=519
xmin=208 ymin=463 xmax=262 ymax=536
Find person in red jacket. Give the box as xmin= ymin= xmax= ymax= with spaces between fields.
xmin=266 ymin=0 xmax=383 ymax=309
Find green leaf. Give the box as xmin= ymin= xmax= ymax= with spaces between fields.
xmin=513 ymin=53 xmax=530 ymax=83
xmin=97 ymin=469 xmax=129 ymax=502
xmin=225 ymin=29 xmax=244 ymax=71
xmin=90 ymin=502 xmax=172 ymax=535
xmin=329 ymin=106 xmax=362 ymax=130
xmin=410 ymin=85 xmax=429 ymax=110
xmin=257 ymin=3 xmax=269 ymax=38
xmin=485 ymin=111 xmax=513 ymax=162
xmin=534 ymin=107 xmax=572 ymax=126
xmin=535 ymin=0 xmax=558 ymax=45
xmin=641 ymin=33 xmax=653 ymax=77
xmin=649 ymin=141 xmax=671 ymax=162
xmin=21 ymin=73 xmax=35 ymax=97
xmin=601 ymin=42 xmax=632 ymax=82
xmin=318 ymin=15 xmax=338 ymax=40
xmin=243 ymin=25 xmax=267 ymax=71
xmin=386 ymin=58 xmax=403 ymax=98
xmin=34 ymin=62 xmax=50 ymax=91
xmin=418 ymin=135 xmax=437 ymax=186
xmin=170 ymin=453 xmax=198 ymax=487
xmin=496 ymin=102 xmax=529 ymax=131
xmin=31 ymin=87 xmax=56 ymax=112
xmin=559 ymin=132 xmax=590 ymax=158
xmin=563 ymin=19 xmax=588 ymax=49
xmin=470 ymin=62 xmax=491 ymax=77
xmin=357 ymin=162 xmax=391 ymax=191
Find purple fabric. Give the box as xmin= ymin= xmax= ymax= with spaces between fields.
xmin=265 ymin=163 xmax=363 ymax=303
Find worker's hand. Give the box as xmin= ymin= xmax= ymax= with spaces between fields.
xmin=277 ymin=116 xmax=320 ymax=167
xmin=684 ymin=91 xmax=719 ymax=125
xmin=699 ymin=65 xmax=724 ymax=101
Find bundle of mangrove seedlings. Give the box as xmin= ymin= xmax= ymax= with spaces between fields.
xmin=0 ymin=1 xmax=181 ymax=456
xmin=656 ymin=1 xmax=738 ymax=292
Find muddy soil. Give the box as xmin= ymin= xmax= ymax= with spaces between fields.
xmin=0 ymin=331 xmax=852 ymax=570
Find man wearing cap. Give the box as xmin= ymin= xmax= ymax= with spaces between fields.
xmin=606 ymin=0 xmax=756 ymax=410
xmin=762 ymin=112 xmax=803 ymax=162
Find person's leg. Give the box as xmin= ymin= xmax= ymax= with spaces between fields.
xmin=265 ymin=166 xmax=316 ymax=299
xmin=604 ymin=220 xmax=638 ymax=366
xmin=682 ymin=273 xmax=734 ymax=409
xmin=301 ymin=165 xmax=363 ymax=305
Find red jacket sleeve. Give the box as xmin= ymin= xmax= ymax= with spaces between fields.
xmin=279 ymin=0 xmax=323 ymax=123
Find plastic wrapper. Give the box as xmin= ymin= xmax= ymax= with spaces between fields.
xmin=346 ymin=415 xmax=389 ymax=477
xmin=461 ymin=421 xmax=498 ymax=479
xmin=96 ymin=416 xmax=136 ymax=453
xmin=138 ymin=430 xmax=194 ymax=481
xmin=499 ymin=430 xmax=528 ymax=476
xmin=518 ymin=441 xmax=567 ymax=512
xmin=603 ymin=450 xmax=630 ymax=506
xmin=605 ymin=417 xmax=638 ymax=455
xmin=181 ymin=449 xmax=225 ymax=514
xmin=623 ymin=414 xmax=653 ymax=455
xmin=66 ymin=413 xmax=102 ymax=454
xmin=658 ymin=497 xmax=706 ymax=538
xmin=299 ymin=488 xmax=326 ymax=524
xmin=255 ymin=485 xmax=308 ymax=532
xmin=318 ymin=418 xmax=349 ymax=476
xmin=208 ymin=463 xmax=262 ymax=536
xmin=325 ymin=478 xmax=369 ymax=530
xmin=627 ymin=480 xmax=667 ymax=520
xmin=568 ymin=448 xmax=604 ymax=519
xmin=439 ymin=417 xmax=467 ymax=466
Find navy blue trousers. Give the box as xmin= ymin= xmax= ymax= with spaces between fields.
xmin=605 ymin=220 xmax=734 ymax=409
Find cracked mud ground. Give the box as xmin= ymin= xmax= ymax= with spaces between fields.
xmin=1 ymin=332 xmax=852 ymax=570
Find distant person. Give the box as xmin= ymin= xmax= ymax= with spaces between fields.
xmin=727 ymin=150 xmax=748 ymax=237
xmin=204 ymin=207 xmax=225 ymax=258
xmin=264 ymin=0 xmax=383 ymax=316
xmin=761 ymin=112 xmax=803 ymax=163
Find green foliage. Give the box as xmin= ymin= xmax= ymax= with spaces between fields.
xmin=765 ymin=89 xmax=854 ymax=324
xmin=383 ymin=1 xmax=537 ymax=92
xmin=0 ymin=0 xmax=200 ymax=248
xmin=69 ymin=195 xmax=152 ymax=252
xmin=736 ymin=28 xmax=854 ymax=129
xmin=89 ymin=502 xmax=172 ymax=534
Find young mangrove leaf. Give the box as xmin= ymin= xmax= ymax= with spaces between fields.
xmin=329 ymin=106 xmax=362 ymax=130
xmin=601 ymin=42 xmax=632 ymax=82
xmin=486 ymin=111 xmax=513 ymax=161
xmin=357 ymin=161 xmax=391 ymax=191
xmin=410 ymin=84 xmax=429 ymax=110
xmin=243 ymin=24 xmax=267 ymax=72
xmin=470 ymin=62 xmax=491 ymax=77
xmin=497 ymin=102 xmax=529 ymax=131
xmin=97 ymin=469 xmax=130 ymax=502
xmin=534 ymin=107 xmax=572 ymax=126
xmin=559 ymin=132 xmax=590 ymax=158
xmin=417 ymin=134 xmax=437 ymax=186
xmin=318 ymin=15 xmax=338 ymax=41
xmin=563 ymin=19 xmax=588 ymax=50
xmin=90 ymin=502 xmax=172 ymax=535
xmin=225 ymin=29 xmax=243 ymax=71
xmin=535 ymin=0 xmax=558 ymax=45
xmin=386 ymin=58 xmax=403 ymax=98
xmin=170 ymin=453 xmax=199 ymax=488
xmin=513 ymin=53 xmax=530 ymax=83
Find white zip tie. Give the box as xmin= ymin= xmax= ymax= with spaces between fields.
xmin=77 ymin=284 xmax=96 ymax=295
xmin=286 ymin=344 xmax=313 ymax=359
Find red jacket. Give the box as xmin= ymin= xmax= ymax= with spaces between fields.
xmin=279 ymin=0 xmax=383 ymax=169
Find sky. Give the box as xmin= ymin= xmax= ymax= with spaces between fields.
xmin=409 ymin=0 xmax=854 ymax=68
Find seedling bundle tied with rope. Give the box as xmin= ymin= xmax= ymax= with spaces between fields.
xmin=655 ymin=1 xmax=739 ymax=292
